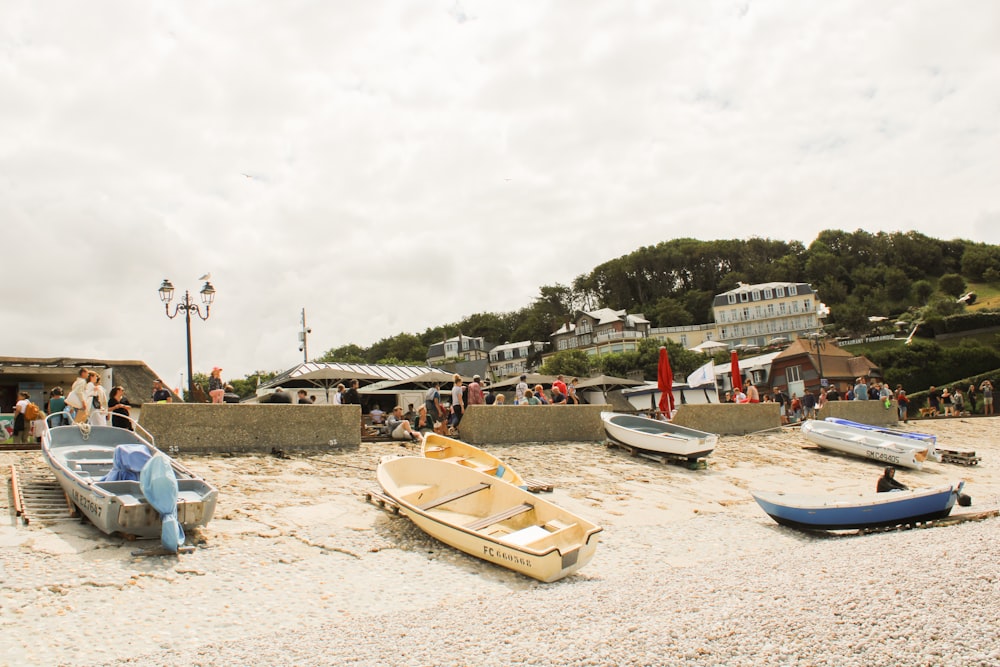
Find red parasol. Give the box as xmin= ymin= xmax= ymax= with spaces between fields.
xmin=730 ymin=350 xmax=742 ymax=392
xmin=657 ymin=346 xmax=675 ymax=414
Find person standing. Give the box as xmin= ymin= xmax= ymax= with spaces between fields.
xmin=450 ymin=375 xmax=465 ymax=433
xmin=343 ymin=380 xmax=361 ymax=406
xmin=89 ymin=375 xmax=109 ymax=427
xmin=108 ymin=386 xmax=133 ymax=430
xmin=424 ymin=383 xmax=443 ymax=420
xmin=333 ymin=383 xmax=345 ymax=405
xmin=65 ymin=368 xmax=90 ymax=423
xmin=927 ymin=385 xmax=941 ymax=416
xmin=12 ymin=392 xmax=30 ymax=444
xmin=152 ymin=379 xmax=172 ymax=403
xmin=981 ymin=380 xmax=994 ymax=416
xmin=515 ymin=375 xmax=529 ymax=405
xmin=896 ymin=386 xmax=910 ymax=423
xmin=208 ymin=367 xmax=225 ymax=404
xmin=967 ymin=383 xmax=978 ymax=414
xmin=467 ymin=375 xmax=485 ymax=406
xmin=47 ymin=387 xmax=69 ymax=427
xmin=853 ymin=378 xmax=869 ymax=401
xmin=567 ymin=378 xmax=580 ymax=404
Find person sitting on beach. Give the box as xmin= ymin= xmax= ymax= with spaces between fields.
xmin=411 ymin=405 xmax=435 ymax=434
xmin=533 ymin=384 xmax=550 ymax=404
xmin=369 ymin=405 xmax=385 ymax=425
xmin=741 ymin=381 xmax=760 ymax=403
xmin=386 ymin=406 xmax=422 ymax=443
xmin=494 ymin=394 xmax=506 ymax=405
xmin=877 ymin=466 xmax=908 ymax=493
xmin=732 ymin=387 xmax=746 ymax=403
xmin=523 ymin=389 xmax=540 ymax=405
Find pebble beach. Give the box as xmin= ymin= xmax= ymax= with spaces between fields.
xmin=2 ymin=418 xmax=998 ymax=667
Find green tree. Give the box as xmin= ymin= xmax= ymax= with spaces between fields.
xmin=539 ymin=350 xmax=592 ymax=377
xmin=938 ymin=273 xmax=966 ymax=298
xmin=649 ymin=296 xmax=693 ymax=327
xmin=317 ymin=344 xmax=367 ymax=363
xmin=912 ymin=280 xmax=934 ymax=304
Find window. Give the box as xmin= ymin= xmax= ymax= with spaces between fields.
xmin=577 ymin=319 xmax=592 ymax=334
xmin=739 ymin=292 xmax=749 ymax=302
xmin=767 ymin=303 xmax=775 ymax=316
xmin=718 ymin=311 xmax=727 ymax=323
xmin=779 ymin=303 xmax=787 ymax=315
xmin=730 ymin=309 xmax=737 ymax=321
xmin=792 ymin=301 xmax=800 ymax=313
xmin=786 ymin=366 xmax=801 ymax=383
xmin=803 ymin=299 xmax=811 ymax=312
xmin=727 ymin=294 xmax=737 ymax=304
xmin=752 ymin=290 xmax=761 ymax=301
xmin=764 ymin=288 xmax=773 ymax=299
xmin=755 ymin=305 xmax=763 ymax=318
xmin=776 ymin=286 xmax=785 ymax=297
xmin=788 ymin=285 xmax=797 ymax=296
xmin=741 ymin=307 xmax=749 ymax=320
xmin=679 ymin=335 xmax=688 ymax=346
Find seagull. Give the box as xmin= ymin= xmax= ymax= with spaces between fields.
xmin=198 ymin=273 xmax=212 ymax=281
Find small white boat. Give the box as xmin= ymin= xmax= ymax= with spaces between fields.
xmin=824 ymin=417 xmax=941 ymax=462
xmin=421 ymin=433 xmax=526 ymax=488
xmin=40 ymin=416 xmax=218 ymax=540
xmin=377 ymin=456 xmax=601 ymax=582
xmin=601 ymin=411 xmax=716 ymax=459
xmin=801 ymin=419 xmax=929 ymax=470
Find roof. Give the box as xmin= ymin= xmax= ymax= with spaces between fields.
xmin=261 ymin=362 xmax=449 ymax=390
xmin=490 ymin=340 xmax=541 ymax=353
xmin=772 ymin=340 xmax=877 ymax=380
xmin=712 ymin=282 xmax=816 ymax=307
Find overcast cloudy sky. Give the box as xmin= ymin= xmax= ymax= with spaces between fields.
xmin=3 ymin=1 xmax=998 ymax=388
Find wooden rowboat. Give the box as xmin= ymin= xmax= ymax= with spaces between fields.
xmin=40 ymin=416 xmax=218 ymax=540
xmin=752 ymin=482 xmax=964 ymax=531
xmin=801 ymin=419 xmax=929 ymax=470
xmin=377 ymin=456 xmax=601 ymax=582
xmin=601 ymin=411 xmax=716 ymax=459
xmin=421 ymin=433 xmax=526 ymax=488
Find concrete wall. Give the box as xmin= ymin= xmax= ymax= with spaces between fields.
xmin=670 ymin=403 xmax=782 ymax=435
xmin=818 ymin=400 xmax=898 ymax=426
xmin=138 ymin=404 xmax=362 ymax=455
xmin=459 ymin=404 xmax=610 ymax=445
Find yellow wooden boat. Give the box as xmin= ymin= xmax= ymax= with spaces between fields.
xmin=421 ymin=433 xmax=527 ymax=488
xmin=377 ymin=456 xmax=601 ymax=582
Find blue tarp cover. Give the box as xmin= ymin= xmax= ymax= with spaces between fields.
xmin=100 ymin=444 xmax=152 ymax=482
xmin=139 ymin=453 xmax=185 ymax=552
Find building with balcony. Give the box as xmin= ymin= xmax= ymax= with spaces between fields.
xmin=712 ymin=282 xmax=825 ymax=349
xmin=488 ymin=340 xmax=547 ymax=379
xmin=550 ymin=308 xmax=651 ymax=357
xmin=649 ymin=323 xmax=721 ymax=350
xmin=426 ymin=334 xmax=494 ymax=366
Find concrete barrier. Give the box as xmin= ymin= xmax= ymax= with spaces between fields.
xmin=670 ymin=403 xmax=781 ymax=435
xmin=459 ymin=404 xmax=610 ymax=445
xmin=818 ymin=400 xmax=898 ymax=426
xmin=138 ymin=404 xmax=362 ymax=455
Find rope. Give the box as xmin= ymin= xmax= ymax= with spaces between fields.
xmin=77 ymin=422 xmax=92 ymax=440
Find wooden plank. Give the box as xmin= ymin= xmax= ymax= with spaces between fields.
xmin=465 ymin=503 xmax=533 ymax=531
xmin=10 ymin=465 xmax=24 ymax=516
xmin=417 ymin=482 xmax=490 ymax=511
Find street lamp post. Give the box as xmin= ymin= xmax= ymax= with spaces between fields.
xmin=158 ymin=278 xmax=216 ymax=401
xmin=809 ymin=332 xmax=827 ymax=388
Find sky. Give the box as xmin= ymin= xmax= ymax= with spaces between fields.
xmin=2 ymin=1 xmax=999 ymax=388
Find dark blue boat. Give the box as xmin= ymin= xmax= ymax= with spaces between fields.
xmin=751 ymin=482 xmax=963 ymax=531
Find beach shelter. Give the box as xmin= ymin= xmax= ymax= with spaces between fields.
xmin=574 ymin=374 xmax=645 ymax=404
xmin=730 ymin=350 xmax=743 ymax=392
xmin=657 ymin=347 xmax=675 ymax=415
xmin=690 ymin=340 xmax=728 ymax=354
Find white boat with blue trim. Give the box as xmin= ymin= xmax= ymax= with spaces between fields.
xmin=801 ymin=419 xmax=929 ymax=470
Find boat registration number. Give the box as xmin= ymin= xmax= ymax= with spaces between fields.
xmin=72 ymin=489 xmax=104 ymax=518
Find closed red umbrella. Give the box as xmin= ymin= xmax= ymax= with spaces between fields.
xmin=657 ymin=346 xmax=675 ymax=414
xmin=730 ymin=350 xmax=742 ymax=392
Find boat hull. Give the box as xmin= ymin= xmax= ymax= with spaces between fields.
xmin=41 ymin=421 xmax=218 ymax=538
xmin=801 ymin=419 xmax=928 ymax=470
xmin=752 ymin=483 xmax=962 ymax=531
xmin=601 ymin=412 xmax=716 ymax=459
xmin=421 ymin=433 xmax=526 ymax=487
xmin=824 ymin=418 xmax=941 ymax=462
xmin=378 ymin=456 xmax=601 ymax=582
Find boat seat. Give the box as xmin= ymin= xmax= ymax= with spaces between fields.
xmin=418 ymin=482 xmax=491 ymax=511
xmin=441 ymin=456 xmax=469 ymax=464
xmin=465 ymin=503 xmax=533 ymax=531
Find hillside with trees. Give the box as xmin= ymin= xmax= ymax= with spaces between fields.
xmin=313 ymin=230 xmax=1000 ymax=385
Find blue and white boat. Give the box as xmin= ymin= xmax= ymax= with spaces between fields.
xmin=751 ymin=482 xmax=964 ymax=531
xmin=801 ymin=419 xmax=930 ymax=470
xmin=824 ymin=417 xmax=940 ymax=462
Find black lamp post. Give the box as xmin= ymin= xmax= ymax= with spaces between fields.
xmin=158 ymin=278 xmax=216 ymax=400
xmin=809 ymin=332 xmax=826 ymax=389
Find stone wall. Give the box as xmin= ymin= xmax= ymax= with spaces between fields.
xmin=138 ymin=404 xmax=362 ymax=455
xmin=818 ymin=400 xmax=898 ymax=426
xmin=459 ymin=404 xmax=610 ymax=445
xmin=669 ymin=403 xmax=781 ymax=435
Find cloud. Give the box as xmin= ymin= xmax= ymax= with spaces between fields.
xmin=2 ymin=0 xmax=998 ymax=381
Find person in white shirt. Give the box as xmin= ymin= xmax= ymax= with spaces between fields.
xmin=89 ymin=375 xmax=109 ymax=427
xmin=333 ymin=384 xmax=345 ymax=405
xmin=12 ymin=392 xmax=30 ymax=444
